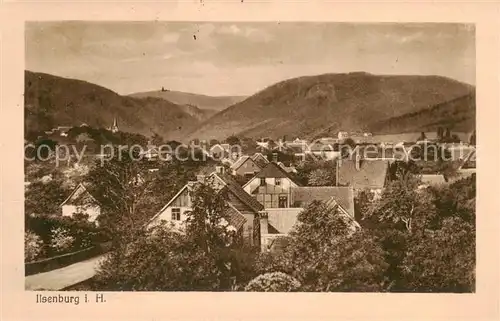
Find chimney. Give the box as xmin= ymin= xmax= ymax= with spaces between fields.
xmin=355 ymin=153 xmax=361 ymax=171
xmin=272 ymin=152 xmax=278 ymax=163
xmin=215 ymin=165 xmax=225 ymax=175
xmin=259 ymin=211 xmax=269 ymax=251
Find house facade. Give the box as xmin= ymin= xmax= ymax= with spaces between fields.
xmin=230 ymin=155 xmax=262 ymax=178
xmin=337 ymin=158 xmax=390 ymax=196
xmin=148 ymin=170 xmax=264 ymax=246
xmin=243 ymin=162 xmax=300 ymax=208
xmin=60 ymin=183 xmax=101 ymax=223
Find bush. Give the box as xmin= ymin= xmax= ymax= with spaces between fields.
xmin=26 ymin=215 xmax=110 ymax=257
xmin=245 ymin=272 xmax=301 ymax=292
xmin=49 ymin=227 xmax=75 ymax=254
xmin=25 ymin=230 xmax=43 ymax=262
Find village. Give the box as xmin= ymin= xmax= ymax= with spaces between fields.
xmin=24 ymin=119 xmax=476 ymax=292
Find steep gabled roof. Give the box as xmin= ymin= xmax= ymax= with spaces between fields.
xmin=212 ymin=172 xmax=264 ymax=213
xmin=338 ymin=159 xmax=389 ymax=189
xmin=230 ymin=155 xmax=254 ymax=171
xmin=324 ymin=197 xmax=361 ymax=229
xmin=146 ymin=179 xmax=253 ymax=230
xmin=255 ymin=162 xmax=298 ymax=182
xmin=290 ymin=186 xmax=355 ymax=217
xmin=223 ymin=203 xmax=248 ymax=231
xmin=60 ymin=183 xmax=100 ymax=207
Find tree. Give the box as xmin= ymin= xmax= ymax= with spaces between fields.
xmin=226 ymin=135 xmax=240 ymax=146
xmin=25 ymin=178 xmax=69 ymax=216
xmin=364 ymin=172 xmax=435 ymax=233
xmin=444 ymin=127 xmax=451 ymax=140
xmin=307 ymin=168 xmax=336 ymax=186
xmin=150 ymin=132 xmax=164 ymax=147
xmin=469 ymin=130 xmax=476 ymax=146
xmin=25 ymin=230 xmax=43 ymax=261
xmin=401 ymin=217 xmax=475 ymax=292
xmin=245 ymin=272 xmax=301 ymax=292
xmin=257 ymin=201 xmax=388 ymax=292
xmin=94 ymin=226 xmax=224 ymax=291
xmin=437 ymin=127 xmax=444 ymax=140
xmin=94 ymin=179 xmax=258 ymax=291
xmin=295 ymin=160 xmax=337 ymax=186
xmin=83 ymin=147 xmax=157 ymax=245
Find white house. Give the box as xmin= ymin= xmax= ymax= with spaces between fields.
xmin=147 ymin=170 xmax=264 ymax=246
xmin=60 ymin=183 xmax=101 ymax=223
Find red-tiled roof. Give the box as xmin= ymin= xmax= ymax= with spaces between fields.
xmin=290 ymin=186 xmax=355 ymax=217
xmin=338 ymin=159 xmax=389 ymax=189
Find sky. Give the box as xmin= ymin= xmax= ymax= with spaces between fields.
xmin=25 ymin=22 xmax=475 ymax=96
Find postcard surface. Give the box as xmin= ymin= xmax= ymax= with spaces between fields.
xmin=1 ymin=2 xmax=499 ymax=321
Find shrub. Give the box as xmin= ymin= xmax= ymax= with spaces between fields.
xmin=25 ymin=230 xmax=43 ymax=262
xmin=26 ymin=215 xmax=110 ymax=257
xmin=245 ymin=272 xmax=301 ymax=292
xmin=49 ymin=227 xmax=75 ymax=254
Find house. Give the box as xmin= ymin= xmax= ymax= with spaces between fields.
xmin=419 ymin=174 xmax=447 ymax=187
xmin=209 ymin=143 xmax=234 ymax=159
xmin=60 ymin=183 xmax=101 ymax=223
xmin=337 ymin=157 xmax=390 ymax=195
xmin=243 ymin=162 xmax=301 ymax=207
xmin=305 ymin=142 xmax=341 ymax=160
xmin=277 ymin=162 xmax=297 ymax=174
xmin=230 ymin=155 xmax=262 ymax=178
xmin=259 ymin=186 xmax=357 ymax=251
xmin=337 ymin=131 xmax=349 ymax=140
xmin=139 ymin=147 xmax=173 ymax=161
xmin=147 ymin=168 xmax=264 ymax=246
xmin=251 ymin=152 xmax=270 ymax=167
xmin=317 ymin=137 xmax=339 ymax=145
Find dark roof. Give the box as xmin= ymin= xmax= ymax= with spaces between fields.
xmin=255 ymin=162 xmax=297 ymax=181
xmin=215 ymin=173 xmax=264 ymax=213
xmin=338 ymin=159 xmax=389 ymax=189
xmin=324 ymin=197 xmax=360 ymax=229
xmin=61 ymin=183 xmax=100 ymax=207
xmin=251 ymin=153 xmax=270 ymax=167
xmin=230 ymin=156 xmax=254 ymax=170
xmin=251 ymin=184 xmax=290 ymax=195
xmin=223 ymin=204 xmax=248 ymax=231
xmin=290 ymin=186 xmax=355 ymax=217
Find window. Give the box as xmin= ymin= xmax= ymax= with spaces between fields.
xmin=278 ymin=196 xmax=288 ymax=208
xmin=275 ymin=178 xmax=281 ymax=186
xmin=171 ymin=208 xmax=181 ymax=221
xmin=260 ymin=178 xmax=266 ymax=186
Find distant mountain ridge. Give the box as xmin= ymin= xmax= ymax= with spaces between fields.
xmin=24 ymin=71 xmax=200 ymax=141
xmin=128 ymin=89 xmax=247 ymax=112
xmin=25 ymin=71 xmax=475 ymax=144
xmin=186 ymin=72 xmax=475 ymax=141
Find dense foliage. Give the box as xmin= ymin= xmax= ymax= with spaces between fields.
xmin=245 ymin=272 xmax=301 ymax=292
xmin=94 ymin=182 xmax=259 ymax=291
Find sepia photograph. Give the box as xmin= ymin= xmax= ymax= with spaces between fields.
xmin=23 ymin=21 xmax=477 ymax=294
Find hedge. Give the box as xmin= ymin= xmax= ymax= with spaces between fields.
xmin=26 ymin=214 xmax=112 ymax=258
xmin=25 ymin=241 xmax=111 ymax=276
